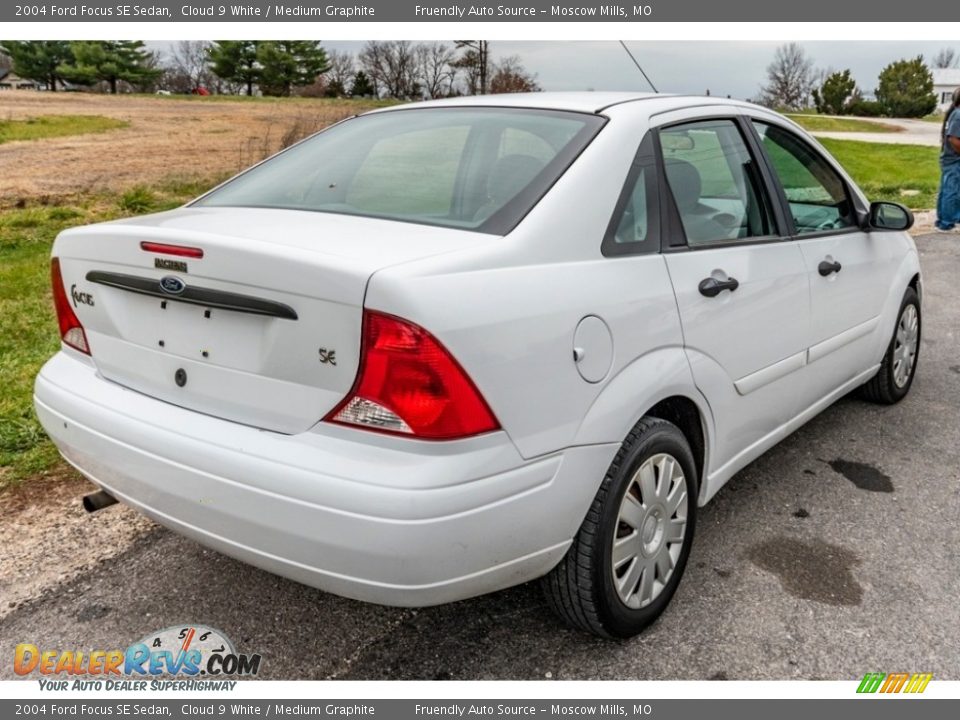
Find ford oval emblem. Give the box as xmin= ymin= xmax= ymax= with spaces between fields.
xmin=160 ymin=276 xmax=186 ymax=295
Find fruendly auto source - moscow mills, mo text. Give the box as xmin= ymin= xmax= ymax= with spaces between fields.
xmin=414 ymin=4 xmax=653 ymax=17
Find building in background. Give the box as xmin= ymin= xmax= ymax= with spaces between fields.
xmin=0 ymin=69 xmax=40 ymax=90
xmin=933 ymin=68 xmax=960 ymax=109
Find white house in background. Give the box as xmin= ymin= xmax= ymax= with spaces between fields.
xmin=0 ymin=69 xmax=40 ymax=90
xmin=933 ymin=68 xmax=960 ymax=109
xmin=0 ymin=70 xmax=78 ymax=91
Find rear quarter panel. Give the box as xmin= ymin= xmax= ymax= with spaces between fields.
xmin=366 ymin=106 xmax=695 ymax=461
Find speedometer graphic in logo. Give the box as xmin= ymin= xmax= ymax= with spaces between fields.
xmin=126 ymin=624 xmax=260 ymax=677
xmin=138 ymin=625 xmax=235 ymax=660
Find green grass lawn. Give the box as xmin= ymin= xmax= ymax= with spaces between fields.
xmin=0 ymin=178 xmax=220 ymax=490
xmin=819 ymin=138 xmax=940 ymax=209
xmin=0 ymin=115 xmax=129 ymax=144
xmin=787 ymin=114 xmax=901 ymax=133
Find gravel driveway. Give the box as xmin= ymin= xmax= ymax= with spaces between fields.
xmin=2 ymin=233 xmax=958 ymax=681
xmin=812 ymin=117 xmax=942 ymax=146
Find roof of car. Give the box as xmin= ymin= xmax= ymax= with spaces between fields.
xmin=370 ymin=92 xmax=758 ymax=116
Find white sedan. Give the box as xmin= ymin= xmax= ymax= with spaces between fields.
xmin=35 ymin=93 xmax=921 ymax=638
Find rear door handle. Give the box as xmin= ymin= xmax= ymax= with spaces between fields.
xmin=698 ymin=276 xmax=740 ymax=297
xmin=818 ymin=260 xmax=842 ymax=276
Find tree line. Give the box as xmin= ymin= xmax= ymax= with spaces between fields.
xmin=757 ymin=42 xmax=954 ymax=118
xmin=0 ymin=40 xmax=540 ymax=99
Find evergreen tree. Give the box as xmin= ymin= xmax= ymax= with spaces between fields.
xmin=349 ymin=70 xmax=374 ymax=97
xmin=324 ymin=78 xmax=347 ymax=98
xmin=876 ymin=57 xmax=937 ymax=118
xmin=812 ymin=69 xmax=856 ymax=115
xmin=0 ymin=41 xmax=74 ymax=91
xmin=257 ymin=41 xmax=329 ymax=97
xmin=59 ymin=41 xmax=160 ymax=94
xmin=207 ymin=41 xmax=260 ymax=96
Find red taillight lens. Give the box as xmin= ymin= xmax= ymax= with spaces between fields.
xmin=326 ymin=311 xmax=499 ymax=440
xmin=50 ymin=257 xmax=90 ymax=355
xmin=140 ymin=241 xmax=204 ymax=258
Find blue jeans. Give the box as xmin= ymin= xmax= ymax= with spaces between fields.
xmin=936 ymin=162 xmax=960 ymax=229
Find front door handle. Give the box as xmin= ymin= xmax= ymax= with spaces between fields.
xmin=698 ymin=276 xmax=740 ymax=297
xmin=818 ymin=260 xmax=842 ymax=276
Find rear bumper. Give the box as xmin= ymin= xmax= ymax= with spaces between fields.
xmin=34 ymin=352 xmax=616 ymax=606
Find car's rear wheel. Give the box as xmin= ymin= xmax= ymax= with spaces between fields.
xmin=859 ymin=287 xmax=920 ymax=405
xmin=542 ymin=417 xmax=698 ymax=638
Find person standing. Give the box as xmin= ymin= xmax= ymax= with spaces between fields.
xmin=936 ymin=87 xmax=960 ymax=232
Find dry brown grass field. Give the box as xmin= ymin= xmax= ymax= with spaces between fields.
xmin=0 ymin=91 xmax=390 ymax=207
xmin=0 ymin=90 xmax=390 ymax=494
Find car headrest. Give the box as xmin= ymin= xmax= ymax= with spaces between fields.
xmin=487 ymin=154 xmax=545 ymax=204
xmin=664 ymin=158 xmax=703 ymax=213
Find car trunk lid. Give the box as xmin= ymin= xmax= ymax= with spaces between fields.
xmin=52 ymin=207 xmax=488 ymax=434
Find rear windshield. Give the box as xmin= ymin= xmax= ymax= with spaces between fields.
xmin=193 ymin=107 xmax=605 ymax=235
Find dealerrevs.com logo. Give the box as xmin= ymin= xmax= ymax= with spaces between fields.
xmin=14 ymin=625 xmax=261 ymax=691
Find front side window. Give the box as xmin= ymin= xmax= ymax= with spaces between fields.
xmin=753 ymin=121 xmax=856 ymax=234
xmin=194 ymin=108 xmax=604 ymax=235
xmin=658 ymin=119 xmax=775 ymax=246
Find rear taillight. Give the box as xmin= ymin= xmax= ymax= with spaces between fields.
xmin=51 ymin=257 xmax=90 ymax=355
xmin=326 ymin=310 xmax=499 ymax=440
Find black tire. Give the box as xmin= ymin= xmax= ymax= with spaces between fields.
xmin=542 ymin=416 xmax=698 ymax=639
xmin=859 ymin=287 xmax=921 ymax=405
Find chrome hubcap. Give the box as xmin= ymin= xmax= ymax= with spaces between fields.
xmin=892 ymin=304 xmax=919 ymax=388
xmin=611 ymin=453 xmax=688 ymax=610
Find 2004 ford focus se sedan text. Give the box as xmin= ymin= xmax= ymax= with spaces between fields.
xmin=34 ymin=93 xmax=922 ymax=638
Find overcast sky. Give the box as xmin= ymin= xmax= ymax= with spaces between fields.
xmin=150 ymin=41 xmax=960 ymax=99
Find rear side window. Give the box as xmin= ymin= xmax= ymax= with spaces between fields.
xmin=752 ymin=121 xmax=856 ymax=234
xmin=603 ymin=131 xmax=659 ymax=256
xmin=658 ymin=119 xmax=776 ymax=247
xmin=613 ymin=170 xmax=650 ymax=244
xmin=194 ymin=108 xmax=605 ymax=235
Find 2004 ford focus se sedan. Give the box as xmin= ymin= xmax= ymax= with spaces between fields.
xmin=35 ymin=93 xmax=921 ymax=638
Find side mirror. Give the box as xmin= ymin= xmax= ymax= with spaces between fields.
xmin=868 ymin=201 xmax=914 ymax=232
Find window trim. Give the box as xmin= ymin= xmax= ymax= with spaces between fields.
xmin=650 ymin=115 xmax=790 ymax=253
xmin=601 ymin=131 xmax=662 ymax=257
xmin=746 ymin=118 xmax=866 ymax=241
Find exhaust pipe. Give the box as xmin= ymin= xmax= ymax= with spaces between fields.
xmin=83 ymin=490 xmax=118 ymax=513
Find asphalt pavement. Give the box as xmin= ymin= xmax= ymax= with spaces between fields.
xmin=2 ymin=233 xmax=958 ymax=681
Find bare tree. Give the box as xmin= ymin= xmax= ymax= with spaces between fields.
xmin=451 ymin=50 xmax=481 ymax=96
xmin=168 ymin=40 xmax=214 ymax=92
xmin=933 ymin=48 xmax=959 ymax=69
xmin=454 ymin=40 xmax=490 ymax=95
xmin=757 ymin=43 xmax=816 ymax=111
xmin=416 ymin=42 xmax=456 ymax=99
xmin=325 ymin=50 xmax=354 ymax=96
xmin=358 ymin=41 xmax=420 ymax=99
xmin=489 ymin=56 xmax=540 ymax=94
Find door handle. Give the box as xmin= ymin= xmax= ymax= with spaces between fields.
xmin=698 ymin=276 xmax=740 ymax=297
xmin=818 ymin=260 xmax=842 ymax=276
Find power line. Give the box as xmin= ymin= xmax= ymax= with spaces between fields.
xmin=619 ymin=40 xmax=659 ymax=93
